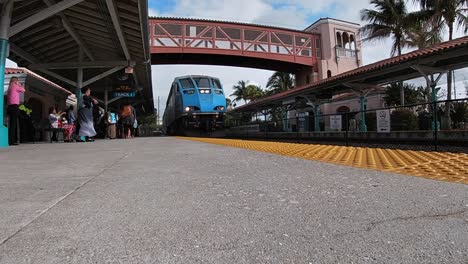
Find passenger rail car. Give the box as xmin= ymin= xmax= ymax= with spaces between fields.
xmin=163 ymin=75 xmax=226 ymax=135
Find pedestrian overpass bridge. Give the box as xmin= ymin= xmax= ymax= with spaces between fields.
xmin=149 ymin=17 xmax=322 ymax=86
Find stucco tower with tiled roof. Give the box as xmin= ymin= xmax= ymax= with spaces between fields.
xmin=305 ymin=18 xmax=363 ymax=82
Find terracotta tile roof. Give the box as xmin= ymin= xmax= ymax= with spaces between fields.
xmin=5 ymin=68 xmax=72 ymax=95
xmin=233 ymin=36 xmax=468 ymax=112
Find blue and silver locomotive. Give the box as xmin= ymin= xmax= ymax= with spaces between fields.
xmin=163 ymin=75 xmax=226 ymax=135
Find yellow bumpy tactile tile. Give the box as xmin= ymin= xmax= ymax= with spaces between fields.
xmin=179 ymin=137 xmax=468 ymax=185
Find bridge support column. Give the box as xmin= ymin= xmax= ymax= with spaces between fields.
xmin=295 ymin=67 xmax=316 ymax=87
xmin=0 ymin=0 xmax=14 ymax=148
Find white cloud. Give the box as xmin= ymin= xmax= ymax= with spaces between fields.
xmin=148 ymin=8 xmax=159 ymax=17
xmin=6 ymin=59 xmax=17 ymax=68
xmin=150 ymin=0 xmax=468 ymax=112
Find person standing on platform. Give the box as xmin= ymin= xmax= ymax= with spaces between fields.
xmin=6 ymin=77 xmax=25 ymax=146
xmin=78 ymin=87 xmax=97 ymax=142
xmin=120 ymin=104 xmax=133 ymax=139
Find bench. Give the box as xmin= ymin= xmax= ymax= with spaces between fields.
xmin=43 ymin=127 xmax=65 ymax=143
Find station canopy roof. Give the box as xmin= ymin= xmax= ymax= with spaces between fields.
xmin=2 ymin=0 xmax=153 ymax=110
xmin=231 ymin=36 xmax=468 ymax=113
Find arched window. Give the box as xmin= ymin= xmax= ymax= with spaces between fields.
xmin=336 ymin=106 xmax=350 ymax=113
xmin=327 ymin=70 xmax=332 ymax=78
xmin=350 ymin=34 xmax=356 ymax=50
xmin=336 ymin=32 xmax=343 ymax=48
xmin=342 ymin=32 xmax=350 ymax=49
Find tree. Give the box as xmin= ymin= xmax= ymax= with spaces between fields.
xmin=230 ymin=80 xmax=249 ymax=104
xmin=415 ymin=0 xmax=468 ymax=123
xmin=360 ymin=0 xmax=412 ymax=57
xmin=266 ymin=72 xmax=295 ymax=95
xmin=360 ymin=0 xmax=412 ymax=106
xmin=225 ymin=98 xmax=232 ymax=110
xmin=244 ymin=84 xmax=264 ymax=102
xmin=384 ymin=83 xmax=425 ymax=106
xmin=403 ymin=19 xmax=443 ymax=49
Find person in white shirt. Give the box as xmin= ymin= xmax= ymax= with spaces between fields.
xmin=48 ymin=107 xmax=65 ymax=142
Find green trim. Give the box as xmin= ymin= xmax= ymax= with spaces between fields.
xmin=0 ymin=39 xmax=9 ymax=147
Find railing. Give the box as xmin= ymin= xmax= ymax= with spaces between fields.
xmin=226 ymin=98 xmax=468 ymax=151
xmin=336 ymin=47 xmax=357 ymax=58
xmin=149 ymin=19 xmax=321 ymax=65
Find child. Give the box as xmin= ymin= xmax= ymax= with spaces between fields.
xmin=48 ymin=107 xmax=65 ymax=142
xmin=106 ymin=111 xmax=117 ymax=139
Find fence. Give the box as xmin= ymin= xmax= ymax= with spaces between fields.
xmin=226 ymin=98 xmax=468 ymax=150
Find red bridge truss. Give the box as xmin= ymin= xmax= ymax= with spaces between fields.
xmin=149 ymin=18 xmax=321 ymax=72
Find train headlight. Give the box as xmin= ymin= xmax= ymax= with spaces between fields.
xmin=185 ymin=106 xmax=191 ymax=112
xmin=199 ymin=89 xmax=211 ymax=94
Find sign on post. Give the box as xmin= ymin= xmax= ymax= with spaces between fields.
xmin=113 ymin=91 xmax=136 ymax=98
xmin=376 ymin=109 xmax=391 ymax=133
xmin=330 ymin=115 xmax=342 ymax=131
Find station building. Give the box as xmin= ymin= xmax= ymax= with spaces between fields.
xmin=3 ymin=68 xmax=76 ymax=142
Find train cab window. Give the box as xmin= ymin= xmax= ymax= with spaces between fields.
xmin=193 ymin=77 xmax=210 ymax=88
xmin=179 ymin=78 xmax=195 ymax=89
xmin=212 ymin=79 xmax=222 ymax=89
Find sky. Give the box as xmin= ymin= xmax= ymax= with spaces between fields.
xmin=147 ymin=0 xmax=467 ymax=114
xmin=6 ymin=0 xmax=468 ymax=113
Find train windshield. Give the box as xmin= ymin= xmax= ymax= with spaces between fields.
xmin=193 ymin=77 xmax=211 ymax=88
xmin=179 ymin=78 xmax=194 ymax=89
xmin=212 ymin=79 xmax=222 ymax=89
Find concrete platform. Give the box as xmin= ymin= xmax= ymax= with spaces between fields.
xmin=0 ymin=138 xmax=467 ymax=263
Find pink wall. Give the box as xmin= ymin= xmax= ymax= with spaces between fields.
xmin=305 ymin=18 xmax=363 ymax=81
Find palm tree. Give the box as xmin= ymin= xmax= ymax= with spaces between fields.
xmin=360 ymin=0 xmax=412 ymax=57
xmin=230 ymin=80 xmax=249 ymax=104
xmin=266 ymin=72 xmax=295 ymax=95
xmin=244 ymin=84 xmax=264 ymax=102
xmin=360 ymin=0 xmax=412 ymax=106
xmin=414 ymin=0 xmax=468 ymax=123
xmin=404 ymin=20 xmax=443 ymax=49
xmin=225 ymin=98 xmax=232 ymax=110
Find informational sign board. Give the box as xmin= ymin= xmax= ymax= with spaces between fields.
xmin=113 ymin=92 xmax=136 ymax=98
xmin=376 ymin=109 xmax=391 ymax=133
xmin=330 ymin=115 xmax=342 ymax=131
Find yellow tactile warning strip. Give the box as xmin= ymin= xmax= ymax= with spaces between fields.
xmin=180 ymin=137 xmax=468 ymax=184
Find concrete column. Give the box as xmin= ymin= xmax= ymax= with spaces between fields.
xmin=0 ymin=0 xmax=14 ymax=147
xmin=294 ymin=66 xmax=314 ymax=87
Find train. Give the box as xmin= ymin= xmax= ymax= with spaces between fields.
xmin=163 ymin=75 xmax=227 ymax=135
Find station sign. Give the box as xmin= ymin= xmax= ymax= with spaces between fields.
xmin=330 ymin=115 xmax=342 ymax=131
xmin=376 ymin=109 xmax=391 ymax=133
xmin=113 ymin=92 xmax=136 ymax=97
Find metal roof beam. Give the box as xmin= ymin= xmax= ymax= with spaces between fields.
xmin=9 ymin=43 xmax=77 ymax=87
xmin=41 ymin=0 xmax=95 ymax=61
xmin=83 ymin=66 xmax=124 ymax=87
xmin=9 ymin=0 xmax=85 ymax=37
xmin=29 ymin=60 xmax=133 ymax=70
xmin=105 ymin=0 xmax=131 ymax=60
